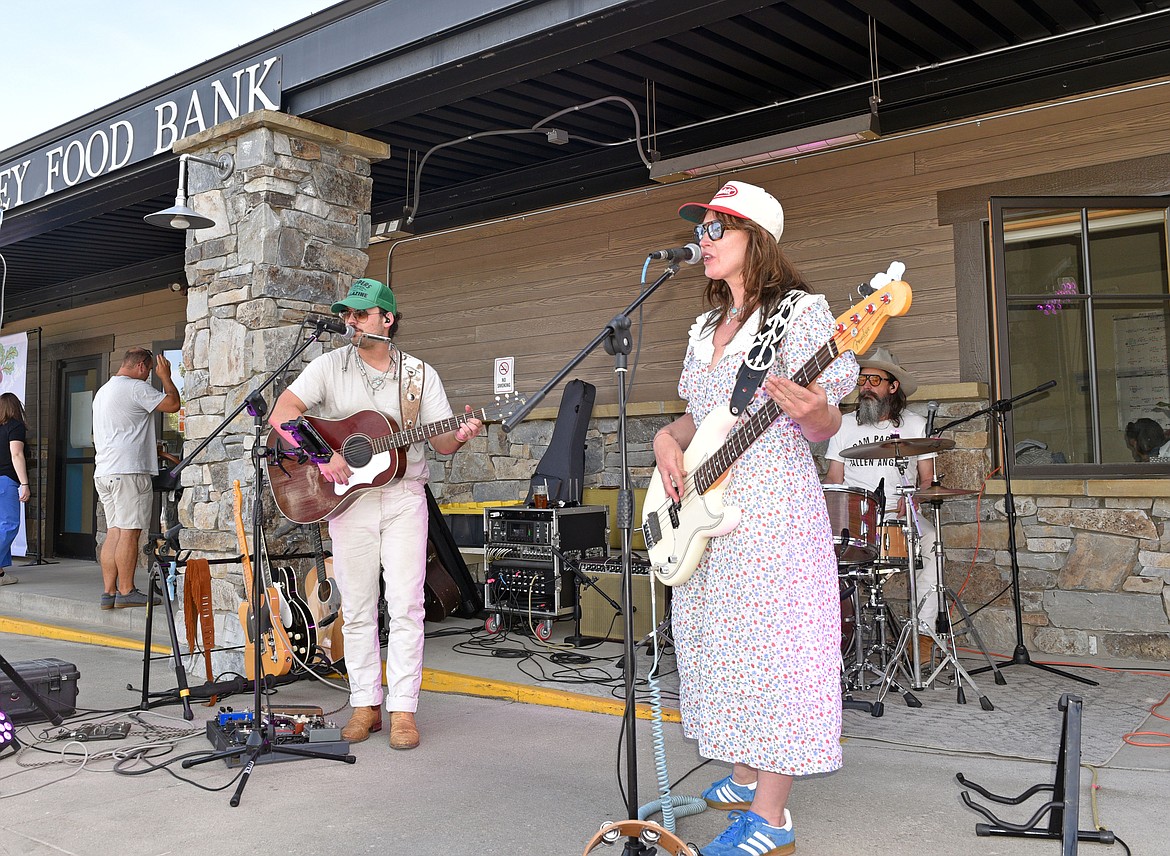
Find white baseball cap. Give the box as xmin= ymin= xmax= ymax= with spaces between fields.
xmin=678 ymin=180 xmax=784 ymax=242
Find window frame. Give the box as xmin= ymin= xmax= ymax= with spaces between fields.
xmin=989 ymin=195 xmax=1170 ymax=478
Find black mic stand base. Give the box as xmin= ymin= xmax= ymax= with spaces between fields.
xmin=970 ymin=644 xmax=1098 ymax=686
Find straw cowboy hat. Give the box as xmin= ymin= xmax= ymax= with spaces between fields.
xmin=858 ymin=346 xmax=918 ymax=397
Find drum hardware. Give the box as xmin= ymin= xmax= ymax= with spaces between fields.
xmin=839 ymin=563 xmax=918 ymax=713
xmin=874 ymin=479 xmax=997 ymax=710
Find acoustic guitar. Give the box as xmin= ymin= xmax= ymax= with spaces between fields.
xmin=266 ymin=394 xmax=524 ymax=524
xmin=304 ymin=523 xmax=345 ymax=668
xmin=642 ymin=278 xmax=913 ymax=587
xmin=233 ymin=481 xmax=295 ymax=679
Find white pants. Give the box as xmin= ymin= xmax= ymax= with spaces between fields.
xmin=327 ymin=479 xmax=429 ymax=712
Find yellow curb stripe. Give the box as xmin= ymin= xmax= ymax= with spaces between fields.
xmin=3 ymin=616 xmax=679 ymax=721
xmin=420 ymin=667 xmax=682 ymax=722
xmin=0 ymin=615 xmax=171 ymax=655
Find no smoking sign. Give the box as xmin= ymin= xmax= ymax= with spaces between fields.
xmin=494 ymin=356 xmax=515 ymax=394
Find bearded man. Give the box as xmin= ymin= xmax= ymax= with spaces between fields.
xmin=825 ymin=347 xmax=939 ymax=659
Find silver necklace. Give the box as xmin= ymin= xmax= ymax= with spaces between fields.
xmin=355 ymin=348 xmax=395 ymax=391
xmin=726 ymin=305 xmax=744 ymax=325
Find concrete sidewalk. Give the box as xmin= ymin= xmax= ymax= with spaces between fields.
xmin=1 ymin=557 xmax=1165 ymax=855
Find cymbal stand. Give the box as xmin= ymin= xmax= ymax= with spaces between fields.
xmin=925 ymin=496 xmax=1003 ymax=685
xmin=871 ymin=457 xmax=924 ymax=711
xmin=906 ymin=497 xmax=996 ymax=709
xmin=879 ymin=484 xmax=991 ymax=706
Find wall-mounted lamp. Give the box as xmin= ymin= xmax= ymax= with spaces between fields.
xmin=144 ymin=153 xmax=235 ymax=230
xmin=649 ymin=102 xmax=880 ymax=183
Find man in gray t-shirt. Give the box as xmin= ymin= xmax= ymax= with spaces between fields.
xmin=92 ymin=347 xmax=181 ymax=609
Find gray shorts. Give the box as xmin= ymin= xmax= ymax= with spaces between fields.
xmin=94 ymin=474 xmax=154 ymax=531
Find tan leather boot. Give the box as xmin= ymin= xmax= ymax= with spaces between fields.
xmin=389 ymin=711 xmax=420 ymax=750
xmin=341 ymin=705 xmax=382 ymax=743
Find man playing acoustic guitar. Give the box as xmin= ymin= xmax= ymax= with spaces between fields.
xmin=269 ymin=278 xmax=482 ymax=749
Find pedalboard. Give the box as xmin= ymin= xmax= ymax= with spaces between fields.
xmin=205 ymin=706 xmax=348 ymax=766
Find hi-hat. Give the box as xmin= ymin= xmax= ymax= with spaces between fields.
xmin=839 ymin=436 xmax=956 ymax=460
xmin=915 ymin=484 xmax=978 ymax=501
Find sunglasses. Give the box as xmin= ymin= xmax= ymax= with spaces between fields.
xmin=693 ymin=220 xmax=728 ymax=243
xmin=857 ymin=373 xmax=892 ymax=388
xmin=337 ymin=307 xmax=383 ymax=323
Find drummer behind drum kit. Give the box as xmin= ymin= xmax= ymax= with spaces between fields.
xmin=827 ymin=436 xmax=1003 ymax=717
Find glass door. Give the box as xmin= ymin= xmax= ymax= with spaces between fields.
xmin=55 ymin=356 xmax=100 ymax=558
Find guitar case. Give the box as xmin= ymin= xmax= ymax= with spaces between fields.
xmin=424 ymin=484 xmax=483 ymax=619
xmin=526 ymin=378 xmax=596 ymax=506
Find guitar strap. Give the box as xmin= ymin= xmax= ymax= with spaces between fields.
xmin=182 ymin=557 xmax=218 ymax=704
xmin=728 ymin=290 xmax=812 ymax=416
xmin=399 ymin=352 xmax=425 ymax=431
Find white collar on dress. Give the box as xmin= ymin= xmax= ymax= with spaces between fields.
xmin=686 ymin=309 xmax=763 ymax=364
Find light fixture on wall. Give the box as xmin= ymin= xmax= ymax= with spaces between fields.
xmin=144 ymin=153 xmax=235 ymax=230
xmin=649 ymin=100 xmax=881 ymax=183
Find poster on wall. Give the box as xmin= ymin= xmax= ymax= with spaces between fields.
xmin=0 ymin=332 xmax=29 ymax=557
xmin=1113 ymin=311 xmax=1170 ymax=434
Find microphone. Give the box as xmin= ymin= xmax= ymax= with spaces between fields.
xmin=925 ymin=401 xmax=939 ymax=437
xmin=647 ymin=243 xmax=701 ymax=264
xmin=305 ymin=315 xmax=355 ymax=337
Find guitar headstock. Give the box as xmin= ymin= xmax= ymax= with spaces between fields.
xmin=481 ymin=392 xmax=528 ymax=423
xmin=832 ymin=279 xmax=912 ymax=357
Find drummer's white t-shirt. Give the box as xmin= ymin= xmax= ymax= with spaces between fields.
xmin=826 ymin=410 xmax=935 ymax=513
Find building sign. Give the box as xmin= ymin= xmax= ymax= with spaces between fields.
xmin=0 ymin=55 xmax=282 ymax=213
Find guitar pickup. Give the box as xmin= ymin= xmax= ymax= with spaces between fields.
xmin=642 ymin=518 xmax=660 ymax=549
xmin=282 ymin=418 xmax=334 ymax=463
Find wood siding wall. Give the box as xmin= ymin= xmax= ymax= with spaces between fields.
xmin=368 ymin=78 xmax=1170 ymax=411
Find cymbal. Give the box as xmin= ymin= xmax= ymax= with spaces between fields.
xmin=839 ymin=436 xmax=956 ymax=460
xmin=915 ymin=485 xmax=978 ymax=501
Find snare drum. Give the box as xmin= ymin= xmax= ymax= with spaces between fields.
xmin=822 ymin=485 xmax=880 ymax=565
xmin=877 ymin=519 xmax=910 ymax=567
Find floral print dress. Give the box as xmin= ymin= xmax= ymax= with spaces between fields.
xmin=672 ymin=294 xmax=857 ymax=775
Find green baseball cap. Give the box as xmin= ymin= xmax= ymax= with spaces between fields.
xmin=330 ymin=278 xmax=397 ymax=315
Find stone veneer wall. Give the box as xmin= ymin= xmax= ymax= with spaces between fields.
xmin=426 ymin=400 xmax=1170 ymax=664
xmin=172 ymin=111 xmax=389 ymax=674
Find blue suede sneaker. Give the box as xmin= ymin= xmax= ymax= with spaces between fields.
xmin=702 ymin=774 xmax=757 ymax=810
xmin=701 ymin=809 xmax=795 ymax=856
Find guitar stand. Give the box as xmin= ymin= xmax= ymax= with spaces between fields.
xmin=175 ymin=334 xmax=358 ymax=804
xmin=956 ymin=694 xmax=1115 ymax=853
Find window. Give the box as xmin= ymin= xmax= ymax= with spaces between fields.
xmin=989 ymin=197 xmax=1170 ymax=475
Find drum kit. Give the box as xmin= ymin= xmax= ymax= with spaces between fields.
xmin=827 ymin=436 xmax=1002 ymax=716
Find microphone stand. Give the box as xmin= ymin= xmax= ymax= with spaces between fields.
xmin=179 ymin=320 xmax=357 ymax=803
xmin=939 ymin=381 xmax=1097 ymax=687
xmin=504 ymin=261 xmax=685 ymax=856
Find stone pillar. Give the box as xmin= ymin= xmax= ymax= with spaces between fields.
xmin=171 ymin=111 xmax=389 ymax=662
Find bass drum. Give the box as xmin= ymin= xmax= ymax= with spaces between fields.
xmin=822 ymin=485 xmax=880 ymax=565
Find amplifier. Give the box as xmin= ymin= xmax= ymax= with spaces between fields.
xmin=578 ymin=557 xmax=667 ymax=643
xmin=484 ymin=506 xmax=608 ymax=620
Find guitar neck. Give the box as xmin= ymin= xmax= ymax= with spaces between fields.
xmin=693 ymin=339 xmax=840 ymax=493
xmin=368 ymin=407 xmax=486 ymax=454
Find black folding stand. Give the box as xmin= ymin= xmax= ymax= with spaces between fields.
xmin=957 ymin=694 xmax=1115 ymax=853
xmin=504 ymin=261 xmax=686 ymax=856
xmin=175 ymin=320 xmax=355 ymax=804
xmin=938 ymin=381 xmax=1097 ymax=688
